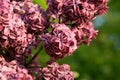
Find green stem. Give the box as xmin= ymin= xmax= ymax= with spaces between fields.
xmin=59 ymin=16 xmax=61 ymax=23
xmin=26 ymin=46 xmax=43 ymax=67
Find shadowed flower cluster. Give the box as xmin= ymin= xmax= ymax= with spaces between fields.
xmin=22 ymin=1 xmax=49 ymax=34
xmin=42 ymin=62 xmax=74 ymax=80
xmin=71 ymin=22 xmax=98 ymax=46
xmin=0 ymin=56 xmax=33 ymax=80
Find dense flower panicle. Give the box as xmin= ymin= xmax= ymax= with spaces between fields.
xmin=0 ymin=2 xmax=36 ymax=55
xmin=71 ymin=22 xmax=98 ymax=46
xmin=22 ymin=2 xmax=49 ymax=34
xmin=41 ymin=24 xmax=77 ymax=59
xmin=47 ymin=0 xmax=108 ymax=24
xmin=87 ymin=0 xmax=108 ymax=15
xmin=0 ymin=0 xmax=48 ymax=55
xmin=11 ymin=1 xmax=49 ymax=34
xmin=42 ymin=62 xmax=74 ymax=80
xmin=0 ymin=56 xmax=33 ymax=80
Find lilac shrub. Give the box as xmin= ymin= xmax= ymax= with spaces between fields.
xmin=0 ymin=0 xmax=108 ymax=80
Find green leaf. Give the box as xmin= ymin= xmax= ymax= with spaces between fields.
xmin=73 ymin=71 xmax=80 ymax=78
xmin=33 ymin=0 xmax=47 ymax=9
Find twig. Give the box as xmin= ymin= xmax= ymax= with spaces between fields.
xmin=26 ymin=46 xmax=43 ymax=67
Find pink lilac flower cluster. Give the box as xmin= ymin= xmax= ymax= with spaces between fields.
xmin=0 ymin=0 xmax=108 ymax=79
xmin=41 ymin=0 xmax=108 ymax=59
xmin=42 ymin=62 xmax=74 ymax=80
xmin=71 ymin=22 xmax=98 ymax=46
xmin=0 ymin=0 xmax=48 ymax=56
xmin=47 ymin=0 xmax=108 ymax=24
xmin=0 ymin=56 xmax=33 ymax=80
xmin=41 ymin=24 xmax=77 ymax=59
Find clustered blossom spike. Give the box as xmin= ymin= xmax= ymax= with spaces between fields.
xmin=0 ymin=0 xmax=108 ymax=79
xmin=0 ymin=0 xmax=48 ymax=56
xmin=71 ymin=22 xmax=98 ymax=46
xmin=41 ymin=23 xmax=77 ymax=59
xmin=0 ymin=56 xmax=33 ymax=80
xmin=22 ymin=1 xmax=49 ymax=34
xmin=42 ymin=62 xmax=74 ymax=80
xmin=47 ymin=0 xmax=108 ymax=24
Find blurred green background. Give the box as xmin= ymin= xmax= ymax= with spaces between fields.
xmin=33 ymin=0 xmax=120 ymax=80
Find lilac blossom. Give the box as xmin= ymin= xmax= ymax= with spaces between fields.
xmin=42 ymin=62 xmax=74 ymax=80
xmin=47 ymin=0 xmax=108 ymax=24
xmin=41 ymin=23 xmax=77 ymax=59
xmin=22 ymin=1 xmax=49 ymax=34
xmin=11 ymin=1 xmax=49 ymax=34
xmin=0 ymin=0 xmax=46 ymax=56
xmin=71 ymin=22 xmax=98 ymax=46
xmin=0 ymin=2 xmax=36 ymax=55
xmin=0 ymin=56 xmax=33 ymax=80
